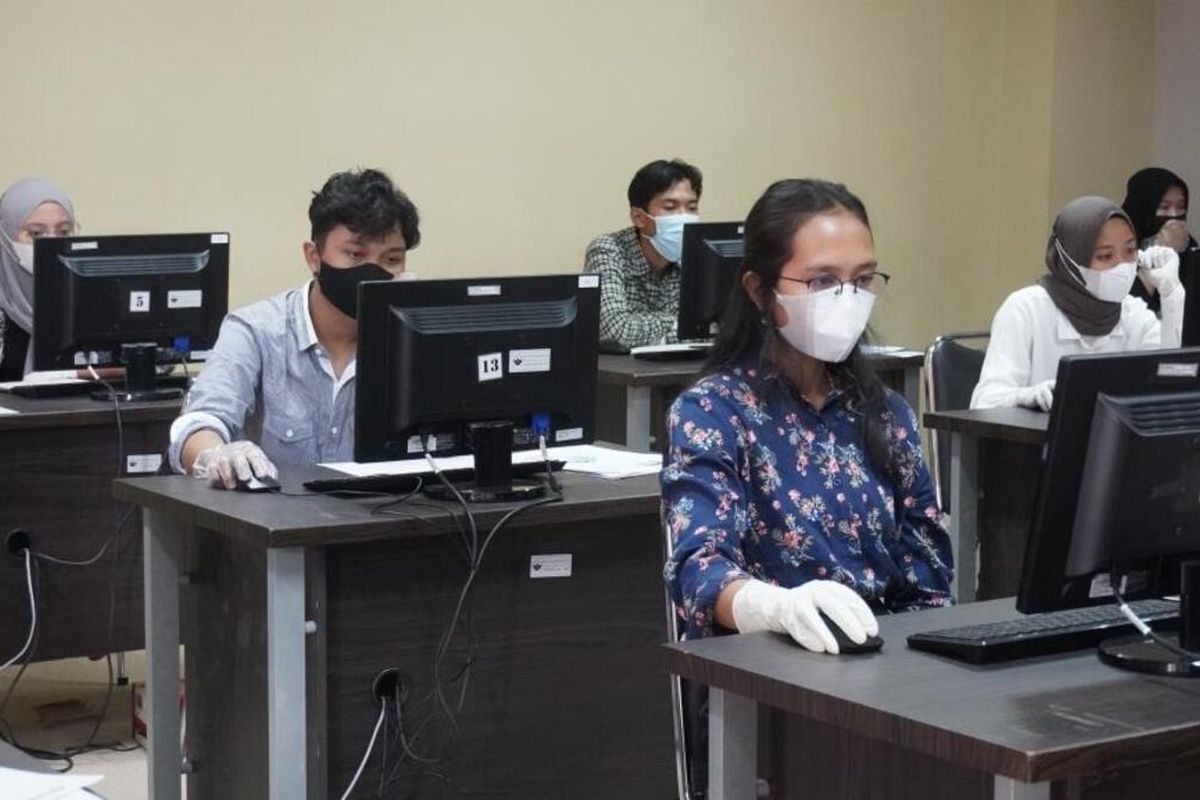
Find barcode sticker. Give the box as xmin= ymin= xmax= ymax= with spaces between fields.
xmin=126 ymin=454 xmax=163 ymax=474
xmin=468 ymin=285 xmax=501 ymax=297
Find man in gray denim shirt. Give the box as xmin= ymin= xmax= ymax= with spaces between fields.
xmin=168 ymin=168 xmax=420 ymax=489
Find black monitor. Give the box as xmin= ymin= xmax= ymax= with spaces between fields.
xmin=32 ymin=233 xmax=230 ymax=400
xmin=1182 ymin=248 xmax=1200 ymax=347
xmin=676 ymin=221 xmax=744 ymax=341
xmin=1018 ymin=348 xmax=1200 ymax=673
xmin=356 ymin=274 xmax=600 ymax=500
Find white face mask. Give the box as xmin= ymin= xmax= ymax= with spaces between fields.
xmin=642 ymin=213 xmax=699 ymax=263
xmin=1078 ymin=261 xmax=1136 ymax=303
xmin=773 ymin=287 xmax=876 ymax=363
xmin=3 ymin=233 xmax=34 ymax=274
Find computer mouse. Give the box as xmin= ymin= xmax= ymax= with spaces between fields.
xmin=818 ymin=610 xmax=884 ymax=654
xmin=235 ymin=474 xmax=282 ymax=493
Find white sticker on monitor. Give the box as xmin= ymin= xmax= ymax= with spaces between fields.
xmin=167 ymin=290 xmax=203 ymax=309
xmin=405 ymin=434 xmax=439 ymax=454
xmin=70 ymin=241 xmax=99 ymax=251
xmin=210 ymin=233 xmax=230 ymax=244
xmin=72 ymin=352 xmax=88 ymax=366
xmin=1087 ymin=573 xmax=1113 ymax=599
xmin=530 ymin=554 xmax=572 ymax=579
xmin=129 ymin=291 xmax=151 ymax=313
xmin=189 ymin=349 xmax=212 ymax=362
xmin=509 ymin=348 xmax=551 ymax=373
xmin=1158 ymin=362 xmax=1199 ymax=378
xmin=477 ymin=352 xmax=503 ymax=382
xmin=468 ymin=284 xmax=501 ymax=297
xmin=578 ymin=275 xmax=600 ymax=289
xmin=126 ymin=454 xmax=163 ymax=474
xmin=555 ymin=427 xmax=583 ymax=443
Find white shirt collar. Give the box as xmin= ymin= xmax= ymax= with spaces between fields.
xmin=300 ymin=280 xmax=319 ymax=351
xmin=1055 ymin=304 xmax=1126 ymax=343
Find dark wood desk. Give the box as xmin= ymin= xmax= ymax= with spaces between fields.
xmin=924 ymin=408 xmax=1049 ymax=602
xmin=666 ymin=598 xmax=1200 ymax=800
xmin=599 ymin=349 xmax=924 ymax=452
xmin=116 ymin=469 xmax=674 ymax=800
xmin=0 ymin=393 xmax=179 ymax=662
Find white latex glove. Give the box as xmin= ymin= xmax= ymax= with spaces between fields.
xmin=730 ymin=579 xmax=878 ymax=654
xmin=1015 ymin=379 xmax=1055 ymax=412
xmin=191 ymin=440 xmax=278 ymax=490
xmin=1138 ymin=245 xmax=1182 ymax=298
xmin=1153 ymin=219 xmax=1190 ymax=254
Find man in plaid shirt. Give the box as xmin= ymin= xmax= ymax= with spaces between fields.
xmin=583 ymin=159 xmax=703 ymax=349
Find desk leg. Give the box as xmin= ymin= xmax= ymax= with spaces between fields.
xmin=266 ymin=547 xmax=307 ymax=800
xmin=625 ymin=385 xmax=653 ymax=452
xmin=143 ymin=510 xmax=182 ymax=800
xmin=949 ymin=431 xmax=979 ymax=603
xmin=902 ymin=364 xmax=922 ymax=412
xmin=708 ymin=688 xmax=757 ymax=800
xmin=994 ymin=776 xmax=1050 ymax=799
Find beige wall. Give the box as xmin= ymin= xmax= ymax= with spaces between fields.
xmin=0 ymin=0 xmax=1157 ymax=349
xmin=1154 ymin=0 xmax=1200 ymax=189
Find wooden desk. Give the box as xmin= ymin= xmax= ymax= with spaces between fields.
xmin=923 ymin=408 xmax=1048 ymax=602
xmin=0 ymin=393 xmax=179 ymax=661
xmin=599 ymin=349 xmax=924 ymax=452
xmin=665 ymin=598 xmax=1200 ymax=800
xmin=116 ymin=469 xmax=674 ymax=800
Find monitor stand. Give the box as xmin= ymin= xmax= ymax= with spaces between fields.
xmin=91 ymin=342 xmax=185 ymax=403
xmin=1098 ymin=560 xmax=1200 ymax=677
xmin=423 ymin=420 xmax=548 ymax=504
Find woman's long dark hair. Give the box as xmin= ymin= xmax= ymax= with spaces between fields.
xmin=705 ymin=178 xmax=897 ymax=482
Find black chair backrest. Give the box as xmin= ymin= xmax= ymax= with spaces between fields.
xmin=925 ymin=333 xmax=989 ymax=510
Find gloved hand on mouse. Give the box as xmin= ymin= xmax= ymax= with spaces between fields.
xmin=191 ymin=440 xmax=278 ymax=490
xmin=730 ymin=579 xmax=878 ymax=654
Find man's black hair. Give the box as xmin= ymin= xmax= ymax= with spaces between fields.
xmin=626 ymin=159 xmax=703 ymax=210
xmin=309 ymin=168 xmax=420 ymax=248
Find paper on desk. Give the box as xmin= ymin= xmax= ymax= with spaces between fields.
xmin=322 ymin=444 xmax=662 ymax=480
xmin=0 ymin=405 xmax=18 ymax=415
xmin=0 ymin=765 xmax=102 ymax=799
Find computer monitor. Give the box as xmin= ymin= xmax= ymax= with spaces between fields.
xmin=356 ymin=274 xmax=601 ymax=500
xmin=676 ymin=221 xmax=744 ymax=341
xmin=1181 ymin=249 xmax=1200 ymax=347
xmin=1017 ymin=348 xmax=1200 ymax=674
xmin=32 ymin=232 xmax=230 ymax=400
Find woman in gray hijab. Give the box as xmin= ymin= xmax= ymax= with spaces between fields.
xmin=971 ymin=195 xmax=1184 ymax=410
xmin=0 ymin=178 xmax=76 ymax=380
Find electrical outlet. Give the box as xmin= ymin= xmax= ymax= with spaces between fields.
xmin=5 ymin=529 xmax=31 ymax=557
xmin=372 ymin=668 xmax=407 ymax=702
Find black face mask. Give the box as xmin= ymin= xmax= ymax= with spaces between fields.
xmin=317 ymin=261 xmax=392 ymax=318
xmin=1154 ymin=213 xmax=1187 ymax=228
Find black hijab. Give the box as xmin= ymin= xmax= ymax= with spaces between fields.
xmin=1121 ymin=167 xmax=1189 ymax=242
xmin=1037 ymin=196 xmax=1134 ymax=337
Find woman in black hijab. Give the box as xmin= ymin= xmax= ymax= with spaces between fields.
xmin=1122 ymin=167 xmax=1199 ymax=313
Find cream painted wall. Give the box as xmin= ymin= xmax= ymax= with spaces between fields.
xmin=0 ymin=0 xmax=1158 ymax=349
xmin=1154 ymin=0 xmax=1200 ymax=190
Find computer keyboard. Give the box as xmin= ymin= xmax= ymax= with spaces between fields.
xmin=5 ymin=374 xmax=190 ymax=399
xmin=907 ymin=598 xmax=1180 ymax=664
xmin=303 ymin=460 xmax=565 ymax=495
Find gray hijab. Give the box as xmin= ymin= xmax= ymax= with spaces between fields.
xmin=1038 ymin=196 xmax=1133 ymax=337
xmin=0 ymin=178 xmax=76 ymax=333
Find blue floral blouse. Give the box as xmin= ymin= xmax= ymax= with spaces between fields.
xmin=662 ymin=358 xmax=955 ymax=639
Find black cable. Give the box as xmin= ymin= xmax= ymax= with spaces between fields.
xmin=1112 ymin=581 xmax=1200 ymax=662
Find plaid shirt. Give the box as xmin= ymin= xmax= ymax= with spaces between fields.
xmin=583 ymin=226 xmax=680 ymax=349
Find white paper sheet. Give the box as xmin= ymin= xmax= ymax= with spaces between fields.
xmin=0 ymin=765 xmax=103 ymax=799
xmin=321 ymin=444 xmax=662 ymax=481
xmin=0 ymin=406 xmax=18 ymax=415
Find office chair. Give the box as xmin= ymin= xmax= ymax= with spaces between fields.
xmin=924 ymin=331 xmax=989 ymax=511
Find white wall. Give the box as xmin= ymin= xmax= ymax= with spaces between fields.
xmin=1154 ymin=0 xmax=1200 ymax=189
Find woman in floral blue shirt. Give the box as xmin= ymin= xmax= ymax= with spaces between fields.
xmin=663 ymin=178 xmax=954 ymax=653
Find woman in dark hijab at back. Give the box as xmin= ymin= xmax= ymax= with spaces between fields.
xmin=1121 ymin=167 xmax=1199 ymax=313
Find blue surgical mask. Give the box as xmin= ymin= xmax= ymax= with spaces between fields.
xmin=642 ymin=213 xmax=699 ymax=263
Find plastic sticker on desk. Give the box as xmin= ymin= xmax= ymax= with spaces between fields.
xmin=1157 ymin=362 xmax=1199 ymax=378
xmin=509 ymin=348 xmax=550 ymax=373
xmin=168 ymin=290 xmax=203 ymax=309
xmin=530 ymin=554 xmax=572 ymax=579
xmin=127 ymin=454 xmax=163 ymax=474
xmin=478 ymin=352 xmax=503 ymax=382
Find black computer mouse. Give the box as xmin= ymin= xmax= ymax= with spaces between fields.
xmin=818 ymin=610 xmax=884 ymax=654
xmin=234 ymin=474 xmax=282 ymax=493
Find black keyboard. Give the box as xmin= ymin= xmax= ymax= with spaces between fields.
xmin=7 ymin=374 xmax=190 ymax=399
xmin=907 ymin=599 xmax=1180 ymax=664
xmin=303 ymin=460 xmax=565 ymax=495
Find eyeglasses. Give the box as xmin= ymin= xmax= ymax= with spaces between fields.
xmin=778 ymin=272 xmax=891 ymax=296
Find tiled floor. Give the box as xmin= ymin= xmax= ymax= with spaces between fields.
xmin=0 ymin=651 xmax=162 ymax=799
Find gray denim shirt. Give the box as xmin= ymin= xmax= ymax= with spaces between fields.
xmin=168 ymin=283 xmax=356 ymax=472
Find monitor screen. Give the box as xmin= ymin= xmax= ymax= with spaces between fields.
xmin=32 ymin=232 xmax=229 ymax=370
xmin=676 ymin=221 xmax=743 ymax=342
xmin=1017 ymin=347 xmax=1200 ymax=613
xmin=355 ymin=274 xmax=601 ymax=463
